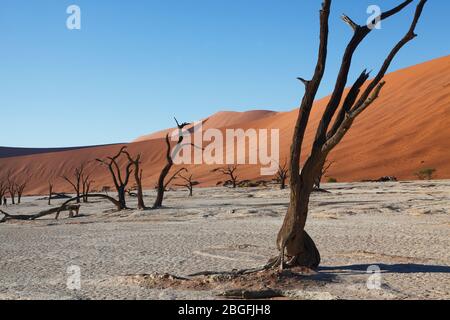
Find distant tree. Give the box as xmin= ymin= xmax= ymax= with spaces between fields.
xmin=48 ymin=181 xmax=53 ymax=206
xmin=0 ymin=181 xmax=7 ymax=206
xmin=101 ymin=186 xmax=111 ymax=196
xmin=6 ymin=171 xmax=16 ymax=205
xmin=16 ymin=176 xmax=31 ymax=204
xmin=62 ymin=163 xmax=86 ymax=204
xmin=175 ymin=172 xmax=200 ymax=197
xmin=275 ymin=160 xmax=289 ymax=190
xmin=122 ymin=150 xmax=147 ymax=210
xmin=328 ymin=177 xmax=338 ymax=183
xmin=314 ymin=160 xmax=334 ymax=189
xmin=81 ymin=172 xmax=94 ymax=203
xmin=415 ymin=168 xmax=436 ymax=180
xmin=212 ymin=165 xmax=239 ymax=188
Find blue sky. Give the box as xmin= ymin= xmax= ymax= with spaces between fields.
xmin=0 ymin=0 xmax=448 ymax=148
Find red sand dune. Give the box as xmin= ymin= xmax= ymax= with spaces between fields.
xmin=1 ymin=55 xmax=449 ymax=195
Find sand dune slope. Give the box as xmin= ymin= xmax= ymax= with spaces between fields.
xmin=0 ymin=56 xmax=449 ymax=195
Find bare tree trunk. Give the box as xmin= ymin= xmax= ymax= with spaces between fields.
xmin=277 ymin=156 xmax=324 ymax=269
xmin=154 ymin=137 xmax=173 ymax=208
xmin=117 ymin=186 xmax=127 ymax=210
xmin=123 ymin=151 xmax=146 ymax=210
xmin=10 ymin=191 xmax=15 ymax=205
xmin=1 ymin=205 xmax=79 ymax=223
xmin=0 ymin=182 xmax=7 ymax=206
xmin=81 ymin=172 xmax=93 ymax=203
xmin=6 ymin=171 xmax=18 ymax=205
xmin=153 ymin=118 xmax=190 ymax=209
xmin=15 ymin=179 xmax=29 ymax=205
xmin=136 ymin=170 xmax=145 ymax=209
xmin=63 ymin=164 xmax=86 ymax=204
xmin=48 ymin=183 xmax=53 ymax=206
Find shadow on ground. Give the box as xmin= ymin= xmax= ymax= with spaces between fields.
xmin=319 ymin=263 xmax=450 ymax=275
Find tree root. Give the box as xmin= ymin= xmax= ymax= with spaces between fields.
xmin=188 ymin=244 xmax=319 ymax=279
xmin=188 ymin=256 xmax=281 ymax=278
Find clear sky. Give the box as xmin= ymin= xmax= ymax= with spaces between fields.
xmin=1 ymin=0 xmax=448 ymax=148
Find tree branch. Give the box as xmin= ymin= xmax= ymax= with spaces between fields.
xmin=341 ymin=14 xmax=359 ymax=31
xmin=352 ymin=0 xmax=427 ymax=113
xmin=289 ymin=0 xmax=331 ymax=187
xmin=327 ymin=69 xmax=370 ymax=139
xmin=313 ymin=0 xmax=417 ymax=149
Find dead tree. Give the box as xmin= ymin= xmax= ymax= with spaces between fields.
xmin=212 ymin=165 xmax=239 ymax=188
xmin=81 ymin=172 xmax=94 ymax=203
xmin=55 ymin=194 xmax=124 ymax=219
xmin=0 ymin=192 xmax=124 ymax=222
xmin=48 ymin=181 xmax=53 ymax=206
xmin=16 ymin=178 xmax=30 ymax=204
xmin=314 ymin=160 xmax=334 ymax=190
xmin=6 ymin=172 xmax=16 ymax=205
xmin=122 ymin=150 xmax=146 ymax=210
xmin=175 ymin=172 xmax=199 ymax=197
xmin=62 ymin=163 xmax=85 ymax=203
xmin=96 ymin=147 xmax=133 ymax=210
xmin=102 ymin=186 xmax=111 ymax=196
xmin=0 ymin=181 xmax=7 ymax=205
xmin=0 ymin=205 xmax=80 ymax=223
xmin=274 ymin=0 xmax=427 ymax=270
xmin=153 ymin=118 xmax=190 ymax=209
xmin=275 ymin=161 xmax=289 ymax=190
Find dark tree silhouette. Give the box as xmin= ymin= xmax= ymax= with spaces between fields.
xmin=314 ymin=160 xmax=334 ymax=190
xmin=175 ymin=172 xmax=200 ymax=197
xmin=275 ymin=0 xmax=427 ymax=270
xmin=275 ymin=160 xmax=289 ymax=190
xmin=122 ymin=149 xmax=147 ymax=210
xmin=96 ymin=147 xmax=133 ymax=210
xmin=153 ymin=118 xmax=190 ymax=209
xmin=81 ymin=171 xmax=94 ymax=203
xmin=212 ymin=165 xmax=239 ymax=188
xmin=1 ymin=205 xmax=80 ymax=223
xmin=0 ymin=181 xmax=7 ymax=206
xmin=6 ymin=171 xmax=16 ymax=205
xmin=101 ymin=186 xmax=111 ymax=196
xmin=48 ymin=181 xmax=53 ymax=206
xmin=16 ymin=176 xmax=31 ymax=204
xmin=62 ymin=163 xmax=86 ymax=204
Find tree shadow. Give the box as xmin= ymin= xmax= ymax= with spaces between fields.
xmin=319 ymin=263 xmax=450 ymax=275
